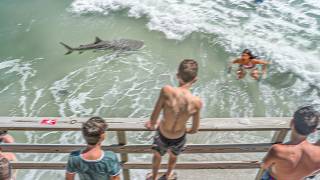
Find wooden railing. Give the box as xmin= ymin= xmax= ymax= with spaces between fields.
xmin=0 ymin=117 xmax=294 ymax=180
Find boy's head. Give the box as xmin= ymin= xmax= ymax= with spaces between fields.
xmin=0 ymin=156 xmax=11 ymax=180
xmin=82 ymin=117 xmax=108 ymax=145
xmin=292 ymin=105 xmax=320 ymax=136
xmin=177 ymin=59 xmax=198 ymax=84
xmin=0 ymin=131 xmax=7 ymax=137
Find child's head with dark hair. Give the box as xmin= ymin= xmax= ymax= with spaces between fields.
xmin=0 ymin=156 xmax=11 ymax=180
xmin=82 ymin=117 xmax=108 ymax=145
xmin=293 ymin=106 xmax=320 ymax=136
xmin=242 ymin=49 xmax=256 ymax=59
xmin=177 ymin=59 xmax=198 ymax=83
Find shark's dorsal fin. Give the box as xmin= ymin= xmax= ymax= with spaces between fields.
xmin=94 ymin=37 xmax=102 ymax=44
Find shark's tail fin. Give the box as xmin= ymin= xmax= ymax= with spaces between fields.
xmin=60 ymin=42 xmax=73 ymax=55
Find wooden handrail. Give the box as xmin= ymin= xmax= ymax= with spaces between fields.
xmin=0 ymin=117 xmax=294 ymax=131
xmin=11 ymin=161 xmax=261 ymax=170
xmin=0 ymin=143 xmax=272 ymax=153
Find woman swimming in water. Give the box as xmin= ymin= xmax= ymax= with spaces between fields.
xmin=228 ymin=49 xmax=269 ymax=80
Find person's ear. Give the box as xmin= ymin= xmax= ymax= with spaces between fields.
xmin=100 ymin=133 xmax=106 ymax=141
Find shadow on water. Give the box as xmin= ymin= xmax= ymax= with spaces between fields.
xmin=264 ymin=71 xmax=297 ymax=89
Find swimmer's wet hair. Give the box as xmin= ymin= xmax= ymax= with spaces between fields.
xmin=242 ymin=49 xmax=256 ymax=59
xmin=293 ymin=105 xmax=320 ymax=136
xmin=0 ymin=156 xmax=11 ymax=180
xmin=178 ymin=59 xmax=198 ymax=83
xmin=82 ymin=117 xmax=108 ymax=145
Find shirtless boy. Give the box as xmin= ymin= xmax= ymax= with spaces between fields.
xmin=228 ymin=49 xmax=269 ymax=80
xmin=261 ymin=105 xmax=320 ymax=180
xmin=145 ymin=59 xmax=202 ymax=180
xmin=0 ymin=147 xmax=17 ymax=180
xmin=0 ymin=131 xmax=14 ymax=143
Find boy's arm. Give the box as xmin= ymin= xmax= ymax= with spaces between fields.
xmin=261 ymin=145 xmax=277 ymax=169
xmin=186 ymin=100 xmax=202 ymax=134
xmin=65 ymin=172 xmax=75 ymax=180
xmin=145 ymin=86 xmax=167 ymax=130
xmin=110 ymin=175 xmax=120 ymax=180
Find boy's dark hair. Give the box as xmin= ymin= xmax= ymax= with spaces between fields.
xmin=178 ymin=59 xmax=198 ymax=83
xmin=0 ymin=156 xmax=11 ymax=180
xmin=293 ymin=106 xmax=320 ymax=136
xmin=0 ymin=131 xmax=7 ymax=136
xmin=82 ymin=117 xmax=108 ymax=145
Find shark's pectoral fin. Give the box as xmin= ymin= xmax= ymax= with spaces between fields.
xmin=60 ymin=42 xmax=74 ymax=55
xmin=65 ymin=51 xmax=72 ymax=55
xmin=79 ymin=51 xmax=84 ymax=54
xmin=94 ymin=37 xmax=103 ymax=44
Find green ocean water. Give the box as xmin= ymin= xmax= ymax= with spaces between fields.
xmin=0 ymin=0 xmax=320 ymax=179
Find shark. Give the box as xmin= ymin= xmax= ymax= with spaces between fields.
xmin=60 ymin=37 xmax=144 ymax=55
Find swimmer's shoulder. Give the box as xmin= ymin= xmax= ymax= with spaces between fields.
xmin=232 ymin=58 xmax=242 ymax=64
xmin=252 ymin=58 xmax=269 ymax=64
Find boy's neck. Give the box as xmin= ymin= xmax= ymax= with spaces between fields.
xmin=82 ymin=144 xmax=103 ymax=160
xmin=85 ymin=144 xmax=102 ymax=153
xmin=289 ymin=130 xmax=308 ymax=145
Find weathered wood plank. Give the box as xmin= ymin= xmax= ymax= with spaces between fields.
xmin=11 ymin=161 xmax=261 ymax=170
xmin=124 ymin=161 xmax=261 ymax=169
xmin=0 ymin=143 xmax=273 ymax=153
xmin=117 ymin=131 xmax=130 ymax=180
xmin=0 ymin=117 xmax=295 ymax=131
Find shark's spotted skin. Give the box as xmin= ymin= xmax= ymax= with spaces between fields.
xmin=60 ymin=37 xmax=144 ymax=55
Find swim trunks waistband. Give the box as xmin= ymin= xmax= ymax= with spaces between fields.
xmin=158 ymin=130 xmax=186 ymax=144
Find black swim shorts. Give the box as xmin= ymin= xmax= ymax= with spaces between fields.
xmin=151 ymin=130 xmax=186 ymax=156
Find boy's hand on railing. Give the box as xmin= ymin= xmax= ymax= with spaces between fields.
xmin=144 ymin=120 xmax=157 ymax=130
xmin=186 ymin=128 xmax=197 ymax=134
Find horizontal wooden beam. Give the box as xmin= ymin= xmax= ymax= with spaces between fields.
xmin=0 ymin=143 xmax=272 ymax=153
xmin=124 ymin=161 xmax=261 ymax=169
xmin=11 ymin=161 xmax=261 ymax=170
xmin=0 ymin=117 xmax=294 ymax=131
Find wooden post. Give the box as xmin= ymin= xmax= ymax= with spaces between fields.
xmin=255 ymin=129 xmax=288 ymax=180
xmin=117 ymin=131 xmax=130 ymax=180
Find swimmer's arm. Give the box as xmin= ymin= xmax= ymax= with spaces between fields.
xmin=227 ymin=59 xmax=240 ymax=73
xmin=232 ymin=58 xmax=241 ymax=64
xmin=186 ymin=100 xmax=202 ymax=134
xmin=253 ymin=59 xmax=269 ymax=75
xmin=145 ymin=87 xmax=167 ymax=130
xmin=229 ymin=59 xmax=241 ymax=66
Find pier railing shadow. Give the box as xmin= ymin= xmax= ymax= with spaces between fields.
xmin=0 ymin=117 xmax=294 ymax=180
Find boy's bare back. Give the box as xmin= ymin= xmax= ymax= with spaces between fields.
xmin=266 ymin=142 xmax=320 ymax=180
xmin=159 ymin=85 xmax=202 ymax=139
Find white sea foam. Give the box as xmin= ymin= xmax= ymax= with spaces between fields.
xmin=70 ymin=0 xmax=320 ymax=99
